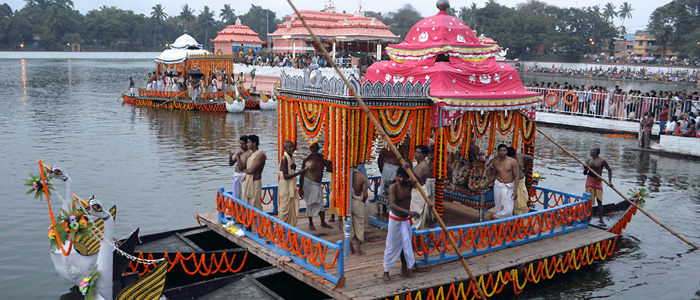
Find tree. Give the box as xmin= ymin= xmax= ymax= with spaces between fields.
xmin=219 ymin=4 xmax=235 ymax=25
xmin=239 ymin=5 xmax=278 ymax=42
xmin=458 ymin=3 xmax=478 ymax=28
xmin=179 ymin=4 xmax=195 ymax=30
xmin=385 ymin=4 xmax=423 ymax=40
xmin=603 ymin=2 xmax=617 ymax=21
xmin=193 ymin=6 xmax=216 ymax=49
xmin=619 ymin=2 xmax=633 ymax=27
xmin=151 ymin=4 xmax=168 ymax=50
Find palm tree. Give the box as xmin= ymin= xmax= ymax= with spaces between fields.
xmin=458 ymin=2 xmax=478 ymax=28
xmin=219 ymin=4 xmax=235 ymax=24
xmin=603 ymin=2 xmax=617 ymax=21
xmin=179 ymin=4 xmax=196 ymax=30
xmin=198 ymin=6 xmax=216 ymax=49
xmin=151 ymin=4 xmax=168 ymax=51
xmin=618 ymin=2 xmax=633 ymax=27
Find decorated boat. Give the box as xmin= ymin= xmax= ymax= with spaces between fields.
xmin=195 ymin=1 xmax=645 ymax=299
xmin=121 ymin=33 xmax=260 ymax=113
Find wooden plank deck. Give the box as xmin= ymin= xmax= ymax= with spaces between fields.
xmin=199 ymin=200 xmax=618 ymax=300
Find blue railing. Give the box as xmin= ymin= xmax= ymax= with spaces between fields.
xmin=533 ymin=185 xmax=590 ymax=209
xmin=412 ymin=187 xmax=592 ymax=267
xmin=217 ymin=186 xmax=344 ymax=283
xmin=263 ymin=181 xmax=332 ymax=216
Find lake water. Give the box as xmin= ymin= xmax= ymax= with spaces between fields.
xmin=0 ymin=55 xmax=698 ymax=299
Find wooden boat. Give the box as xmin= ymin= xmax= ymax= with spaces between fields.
xmin=121 ymin=33 xmax=259 ymax=113
xmin=196 ymin=2 xmax=643 ymax=299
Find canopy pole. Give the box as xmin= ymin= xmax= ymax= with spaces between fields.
xmin=284 ymin=0 xmax=488 ymax=298
xmin=537 ymin=128 xmax=699 ymax=250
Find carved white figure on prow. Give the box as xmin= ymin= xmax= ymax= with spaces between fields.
xmin=77 ymin=195 xmax=114 ymax=300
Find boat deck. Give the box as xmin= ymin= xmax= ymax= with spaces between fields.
xmin=199 ymin=200 xmax=618 ymax=300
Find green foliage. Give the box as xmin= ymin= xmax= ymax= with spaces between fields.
xmin=385 ymin=4 xmax=423 ymax=41
xmin=648 ymin=0 xmax=700 ymax=58
xmin=238 ymin=5 xmax=278 ymax=42
xmin=25 ymin=173 xmax=54 ymax=199
xmin=49 ymin=206 xmax=93 ymax=250
xmin=627 ymin=187 xmax=648 ymax=208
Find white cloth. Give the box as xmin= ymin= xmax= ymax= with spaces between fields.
xmin=378 ymin=163 xmax=399 ymax=196
xmin=409 ymin=182 xmax=433 ymax=230
xmin=383 ymin=211 xmax=415 ymax=272
xmin=494 ymin=179 xmax=514 ymax=219
xmin=232 ymin=172 xmax=244 ymax=199
xmin=303 ymin=177 xmax=323 ymax=217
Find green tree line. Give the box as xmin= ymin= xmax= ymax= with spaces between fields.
xmin=0 ymin=1 xmax=280 ymax=51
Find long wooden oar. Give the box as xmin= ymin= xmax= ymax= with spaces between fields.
xmin=537 ymin=128 xmax=699 ymax=250
xmin=283 ymin=1 xmax=488 ymax=298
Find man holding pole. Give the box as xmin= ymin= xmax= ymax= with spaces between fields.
xmin=584 ymin=147 xmax=612 ymax=224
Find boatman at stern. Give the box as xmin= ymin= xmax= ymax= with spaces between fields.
xmin=278 ymin=141 xmax=306 ymax=226
xmin=584 ymin=147 xmax=612 ymax=224
xmin=299 ymin=142 xmax=333 ymax=231
xmin=382 ymin=167 xmax=419 ymax=283
xmin=242 ymin=135 xmax=266 ymax=211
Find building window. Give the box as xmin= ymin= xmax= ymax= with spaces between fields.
xmin=638 ymin=41 xmax=643 ymax=46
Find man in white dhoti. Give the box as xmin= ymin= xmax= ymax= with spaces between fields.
xmin=481 ymin=144 xmax=519 ymax=220
xmin=278 ymin=141 xmax=306 ymax=226
xmin=299 ymin=142 xmax=332 ymax=231
xmin=378 ymin=143 xmax=409 ymax=197
xmin=409 ymin=145 xmax=434 ymax=230
xmin=382 ymin=168 xmax=419 ymax=283
xmin=242 ymin=135 xmax=266 ymax=212
xmin=349 ymin=167 xmax=368 ymax=255
xmin=228 ymin=135 xmax=250 ymax=200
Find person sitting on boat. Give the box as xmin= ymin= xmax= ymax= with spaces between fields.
xmin=409 ymin=145 xmax=433 ymax=230
xmin=242 ymin=135 xmax=266 ymax=212
xmin=229 ymin=135 xmax=251 ymax=200
xmin=299 ymin=142 xmax=333 ymax=231
xmin=480 ymin=144 xmax=519 ymax=220
xmin=349 ymin=165 xmax=368 ymax=255
xmin=146 ymin=73 xmax=153 ymax=90
xmin=278 ymin=141 xmax=306 ymax=227
xmin=584 ymin=147 xmax=613 ymax=224
xmin=382 ymin=167 xmax=419 ymax=283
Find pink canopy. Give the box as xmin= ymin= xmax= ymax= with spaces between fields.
xmin=365 ymin=7 xmax=539 ymax=124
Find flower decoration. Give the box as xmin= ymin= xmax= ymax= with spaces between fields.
xmin=627 ymin=187 xmax=648 ymax=208
xmin=532 ymin=172 xmax=546 ymax=184
xmin=24 ymin=173 xmax=54 ymax=199
xmin=49 ymin=206 xmax=93 ymax=250
xmin=79 ymin=268 xmax=100 ymax=299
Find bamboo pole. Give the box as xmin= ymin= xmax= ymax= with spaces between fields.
xmin=537 ymin=128 xmax=699 ymax=250
xmin=283 ymin=1 xmax=488 ymax=299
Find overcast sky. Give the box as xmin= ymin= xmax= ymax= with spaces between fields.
xmin=4 ymin=0 xmax=671 ymax=33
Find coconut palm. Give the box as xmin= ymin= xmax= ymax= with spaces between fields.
xmin=151 ymin=4 xmax=168 ymax=51
xmin=603 ymin=2 xmax=617 ymax=21
xmin=197 ymin=6 xmax=216 ymax=49
xmin=619 ymin=2 xmax=633 ymax=27
xmin=220 ymin=4 xmax=235 ymax=25
xmin=179 ymin=4 xmax=196 ymax=30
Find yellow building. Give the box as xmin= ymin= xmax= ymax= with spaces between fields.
xmin=633 ymin=31 xmax=679 ymax=56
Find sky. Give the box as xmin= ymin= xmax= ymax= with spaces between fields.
xmin=3 ymin=0 xmax=672 ymax=34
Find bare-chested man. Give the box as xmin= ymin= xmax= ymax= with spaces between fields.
xmin=299 ymin=142 xmax=332 ymax=231
xmin=278 ymin=141 xmax=306 ymax=226
xmin=242 ymin=135 xmax=266 ymax=211
xmin=584 ymin=147 xmax=613 ymax=224
xmin=229 ymin=135 xmax=250 ymax=199
xmin=382 ymin=167 xmax=419 ymax=283
xmin=507 ymin=147 xmax=533 ymax=215
xmin=481 ymin=144 xmax=519 ymax=220
xmin=349 ymin=166 xmax=368 ymax=255
xmin=409 ymin=145 xmax=434 ymax=229
xmin=377 ymin=142 xmax=410 ymax=197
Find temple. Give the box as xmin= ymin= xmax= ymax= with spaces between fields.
xmin=211 ymin=18 xmax=266 ymax=55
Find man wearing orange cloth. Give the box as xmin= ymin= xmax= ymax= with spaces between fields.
xmin=278 ymin=141 xmax=305 ymax=226
xmin=242 ymin=135 xmax=266 ymax=211
xmin=584 ymin=147 xmax=612 ymax=224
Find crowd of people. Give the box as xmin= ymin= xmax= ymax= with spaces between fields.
xmin=516 ymin=63 xmax=700 ymax=84
xmin=583 ymin=54 xmax=697 ymax=67
xmin=141 ymin=71 xmax=249 ymax=101
xmin=235 ymin=51 xmax=360 ymax=69
xmin=525 ymin=81 xmax=700 ymax=139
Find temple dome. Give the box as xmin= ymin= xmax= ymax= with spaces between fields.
xmin=386 ymin=10 xmax=498 ymax=62
xmin=170 ymin=33 xmax=203 ymax=50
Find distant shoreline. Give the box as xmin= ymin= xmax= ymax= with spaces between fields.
xmin=0 ymin=51 xmax=162 ymax=59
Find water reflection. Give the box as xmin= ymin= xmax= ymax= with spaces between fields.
xmin=21 ymin=59 xmax=27 ymax=103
